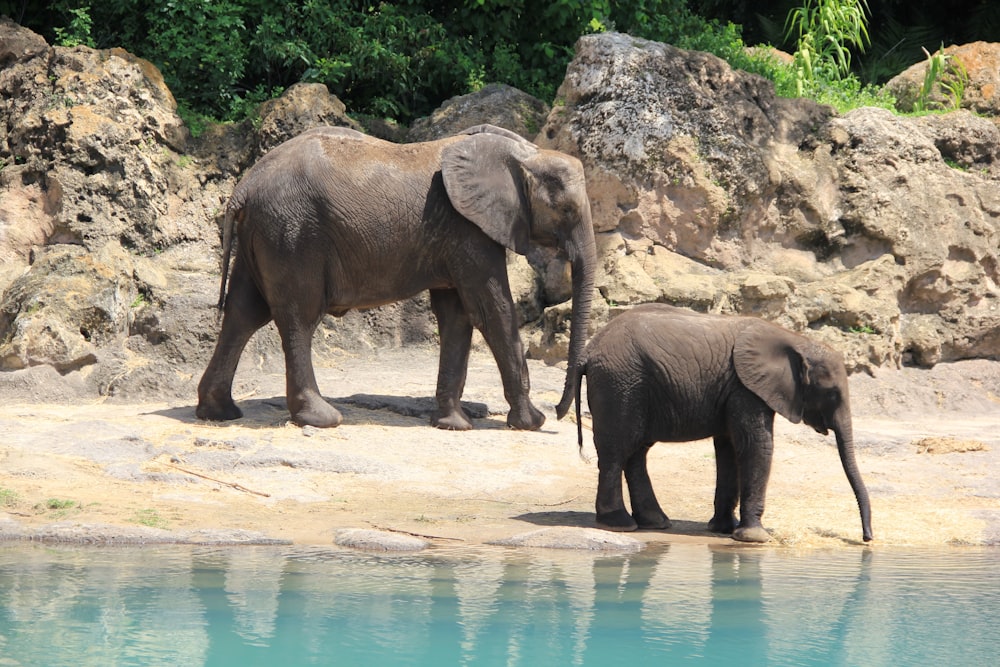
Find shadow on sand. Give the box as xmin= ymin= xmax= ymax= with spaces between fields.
xmin=148 ymin=393 xmax=500 ymax=429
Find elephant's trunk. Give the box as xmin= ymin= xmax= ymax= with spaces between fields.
xmin=556 ymin=216 xmax=597 ymax=420
xmin=832 ymin=408 xmax=873 ymax=542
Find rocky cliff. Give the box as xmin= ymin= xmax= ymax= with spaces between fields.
xmin=535 ymin=33 xmax=1000 ymax=372
xmin=0 ymin=22 xmax=997 ymax=403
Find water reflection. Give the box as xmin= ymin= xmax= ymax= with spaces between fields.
xmin=1 ymin=543 xmax=996 ymax=666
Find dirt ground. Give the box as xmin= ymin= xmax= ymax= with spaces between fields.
xmin=1 ymin=346 xmax=998 ymax=549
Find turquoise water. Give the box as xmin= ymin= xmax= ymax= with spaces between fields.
xmin=0 ymin=542 xmax=997 ymax=666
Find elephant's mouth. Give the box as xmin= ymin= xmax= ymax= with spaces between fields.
xmin=804 ymin=409 xmax=830 ymax=435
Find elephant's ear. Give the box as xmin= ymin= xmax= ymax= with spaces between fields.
xmin=733 ymin=321 xmax=807 ymax=423
xmin=441 ymin=133 xmax=535 ymax=254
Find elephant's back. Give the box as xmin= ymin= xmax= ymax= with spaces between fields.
xmin=588 ymin=304 xmax=738 ymax=385
xmin=234 ymin=127 xmax=451 ymax=204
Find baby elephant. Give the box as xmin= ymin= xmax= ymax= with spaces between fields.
xmin=560 ymin=304 xmax=872 ymax=543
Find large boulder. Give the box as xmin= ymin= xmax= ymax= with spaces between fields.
xmin=0 ymin=19 xmax=218 ymax=390
xmin=407 ymin=83 xmax=549 ymax=142
xmin=536 ymin=32 xmax=1000 ymax=371
xmin=252 ymin=82 xmax=363 ymax=157
xmin=828 ymin=107 xmax=1000 ymax=366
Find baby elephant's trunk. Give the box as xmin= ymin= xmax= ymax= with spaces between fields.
xmin=833 ymin=410 xmax=873 ymax=542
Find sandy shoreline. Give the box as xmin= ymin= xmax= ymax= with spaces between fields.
xmin=1 ymin=348 xmax=998 ymax=550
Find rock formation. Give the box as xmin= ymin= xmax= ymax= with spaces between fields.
xmin=0 ymin=20 xmax=431 ymax=399
xmin=535 ymin=33 xmax=1000 ymax=371
xmin=1 ymin=22 xmax=997 ymax=404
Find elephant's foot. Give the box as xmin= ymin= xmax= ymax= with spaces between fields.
xmin=732 ymin=525 xmax=771 ymax=543
xmin=708 ymin=514 xmax=737 ymax=535
xmin=432 ymin=407 xmax=474 ymax=431
xmin=634 ymin=509 xmax=672 ymax=530
xmin=596 ymin=509 xmax=638 ymax=532
xmin=290 ymin=398 xmax=343 ymax=428
xmin=506 ymin=403 xmax=545 ymax=431
xmin=196 ymin=391 xmax=243 ymax=422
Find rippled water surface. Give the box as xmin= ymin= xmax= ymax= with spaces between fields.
xmin=1 ymin=542 xmax=996 ymax=666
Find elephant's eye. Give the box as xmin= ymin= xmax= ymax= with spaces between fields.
xmin=822 ymin=388 xmax=841 ymax=407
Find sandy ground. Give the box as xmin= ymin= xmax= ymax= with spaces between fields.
xmin=1 ymin=346 xmax=998 ymax=549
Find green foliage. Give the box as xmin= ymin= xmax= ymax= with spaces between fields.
xmin=52 ymin=3 xmax=94 ymax=48
xmin=785 ymin=0 xmax=871 ymax=95
xmin=31 ymin=0 xmax=912 ymax=124
xmin=41 ymin=0 xmax=715 ymax=124
xmin=856 ymin=16 xmax=938 ymax=85
xmin=143 ymin=1 xmax=250 ymax=117
xmin=914 ymin=45 xmax=968 ymax=113
xmin=176 ymin=104 xmax=214 ymax=139
xmin=783 ymin=68 xmax=895 ymax=113
xmin=756 ymin=0 xmax=897 ymax=113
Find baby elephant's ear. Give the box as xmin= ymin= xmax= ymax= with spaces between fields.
xmin=733 ymin=321 xmax=807 ymax=423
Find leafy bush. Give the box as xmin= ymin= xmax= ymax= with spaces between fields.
xmin=785 ymin=0 xmax=871 ymax=86
xmin=51 ymin=3 xmax=93 ymax=48
xmin=41 ymin=0 xmax=718 ymax=123
xmin=36 ymin=0 xmax=899 ymax=123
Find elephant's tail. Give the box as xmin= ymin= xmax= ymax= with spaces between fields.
xmin=574 ymin=363 xmax=586 ymax=452
xmin=215 ymin=204 xmax=239 ymax=312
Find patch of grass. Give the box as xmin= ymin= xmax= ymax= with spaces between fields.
xmin=849 ymin=324 xmax=876 ymax=334
xmin=44 ymin=498 xmax=76 ymax=510
xmin=0 ymin=488 xmax=20 ymax=508
xmin=34 ymin=498 xmax=79 ymax=520
xmin=129 ymin=509 xmax=169 ymax=529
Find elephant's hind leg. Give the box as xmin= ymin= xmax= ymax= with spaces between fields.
xmin=595 ymin=457 xmax=638 ymax=531
xmin=429 ymin=289 xmax=474 ymax=431
xmin=589 ymin=377 xmax=640 ymax=531
xmin=197 ymin=260 xmax=271 ymax=422
xmin=624 ymin=445 xmax=671 ymax=529
xmin=593 ymin=435 xmax=639 ymax=532
xmin=272 ymin=307 xmax=342 ymax=428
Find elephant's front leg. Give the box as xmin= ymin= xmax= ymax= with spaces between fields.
xmin=496 ymin=341 xmax=545 ymax=431
xmin=459 ymin=267 xmax=543 ymax=430
xmin=729 ymin=405 xmax=775 ymax=543
xmin=430 ymin=289 xmax=474 ymax=430
xmin=708 ymin=434 xmax=739 ymax=535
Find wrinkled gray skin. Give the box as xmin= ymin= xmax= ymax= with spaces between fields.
xmin=197 ymin=124 xmax=597 ymax=430
xmin=562 ymin=304 xmax=872 ymax=543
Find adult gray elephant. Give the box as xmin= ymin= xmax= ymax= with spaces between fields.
xmin=197 ymin=124 xmax=597 ymax=430
xmin=560 ymin=303 xmax=872 ymax=543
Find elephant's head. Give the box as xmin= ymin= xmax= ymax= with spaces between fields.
xmin=441 ymin=127 xmax=597 ymax=415
xmin=733 ymin=321 xmax=873 ymax=542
